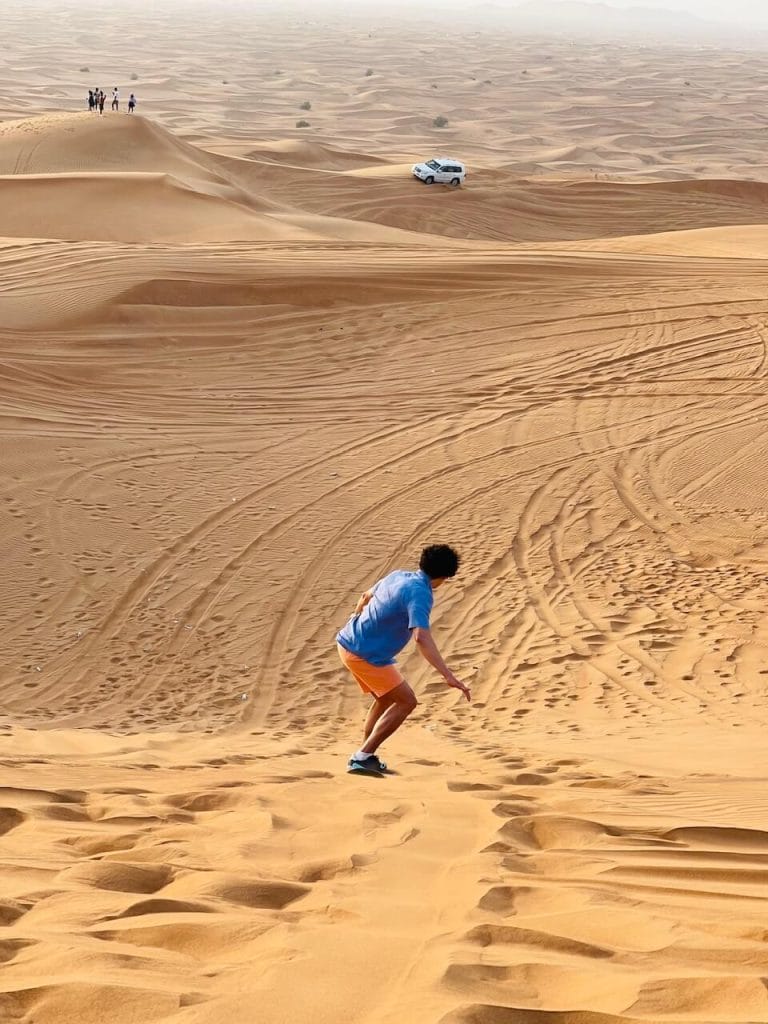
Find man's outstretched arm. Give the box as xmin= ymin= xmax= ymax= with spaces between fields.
xmin=353 ymin=589 xmax=374 ymax=616
xmin=413 ymin=627 xmax=471 ymax=701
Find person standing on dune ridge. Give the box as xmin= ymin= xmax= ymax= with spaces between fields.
xmin=111 ymin=86 xmax=119 ymax=111
xmin=337 ymin=544 xmax=470 ymax=777
xmin=128 ymin=93 xmax=136 ymax=113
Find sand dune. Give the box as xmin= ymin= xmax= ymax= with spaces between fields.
xmin=0 ymin=113 xmax=226 ymax=179
xmin=3 ymin=4 xmax=768 ymax=1024
xmin=5 ymin=113 xmax=768 ymax=246
xmin=0 ymin=171 xmax=316 ymax=243
xmin=240 ymin=139 xmax=389 ymax=170
xmin=254 ymin=173 xmax=768 ymax=244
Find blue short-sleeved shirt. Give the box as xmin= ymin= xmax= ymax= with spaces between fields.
xmin=337 ymin=569 xmax=433 ymax=666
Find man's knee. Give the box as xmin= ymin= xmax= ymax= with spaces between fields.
xmin=395 ymin=686 xmax=418 ymax=713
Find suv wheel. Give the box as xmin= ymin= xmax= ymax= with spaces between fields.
xmin=450 ymin=177 xmax=460 ymax=187
xmin=424 ymin=175 xmax=434 ymax=184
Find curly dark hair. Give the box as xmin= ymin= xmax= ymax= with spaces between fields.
xmin=419 ymin=543 xmax=460 ymax=579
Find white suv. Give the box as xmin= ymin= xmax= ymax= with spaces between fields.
xmin=412 ymin=157 xmax=466 ymax=187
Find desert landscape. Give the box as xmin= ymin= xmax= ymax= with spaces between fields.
xmin=2 ymin=1 xmax=768 ymax=1022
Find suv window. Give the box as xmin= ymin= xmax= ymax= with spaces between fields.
xmin=426 ymin=159 xmax=440 ymax=170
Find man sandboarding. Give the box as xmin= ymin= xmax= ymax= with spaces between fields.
xmin=337 ymin=544 xmax=470 ymax=776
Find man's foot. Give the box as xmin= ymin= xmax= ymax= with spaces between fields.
xmin=347 ymin=753 xmax=387 ymax=776
xmin=349 ymin=750 xmax=390 ymax=771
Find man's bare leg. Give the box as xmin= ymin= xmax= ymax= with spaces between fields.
xmin=360 ymin=681 xmax=417 ymax=755
xmin=363 ymin=691 xmax=396 ymax=743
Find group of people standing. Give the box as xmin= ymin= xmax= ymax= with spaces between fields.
xmin=87 ymin=87 xmax=137 ymax=115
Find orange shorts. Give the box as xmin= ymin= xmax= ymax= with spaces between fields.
xmin=337 ymin=643 xmax=404 ymax=698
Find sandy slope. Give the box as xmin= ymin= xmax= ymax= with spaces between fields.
xmin=6 ymin=115 xmax=768 ymax=247
xmin=2 ymin=7 xmax=768 ymax=1024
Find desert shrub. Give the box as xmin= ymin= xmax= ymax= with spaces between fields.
xmin=80 ymin=66 xmax=90 ymax=72
xmin=432 ymin=115 xmax=448 ymax=128
xmin=299 ymin=100 xmax=311 ymax=110
xmin=364 ymin=68 xmax=374 ymax=76
xmin=296 ymin=119 xmax=310 ymax=128
xmin=130 ymin=72 xmax=139 ymax=81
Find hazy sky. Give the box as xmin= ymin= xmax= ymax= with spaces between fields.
xmin=156 ymin=0 xmax=768 ymax=34
xmin=507 ymin=0 xmax=768 ymax=29
xmin=351 ymin=0 xmax=768 ymax=31
xmin=205 ymin=0 xmax=768 ymax=33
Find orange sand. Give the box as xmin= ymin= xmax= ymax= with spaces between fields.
xmin=2 ymin=5 xmax=768 ymax=1024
